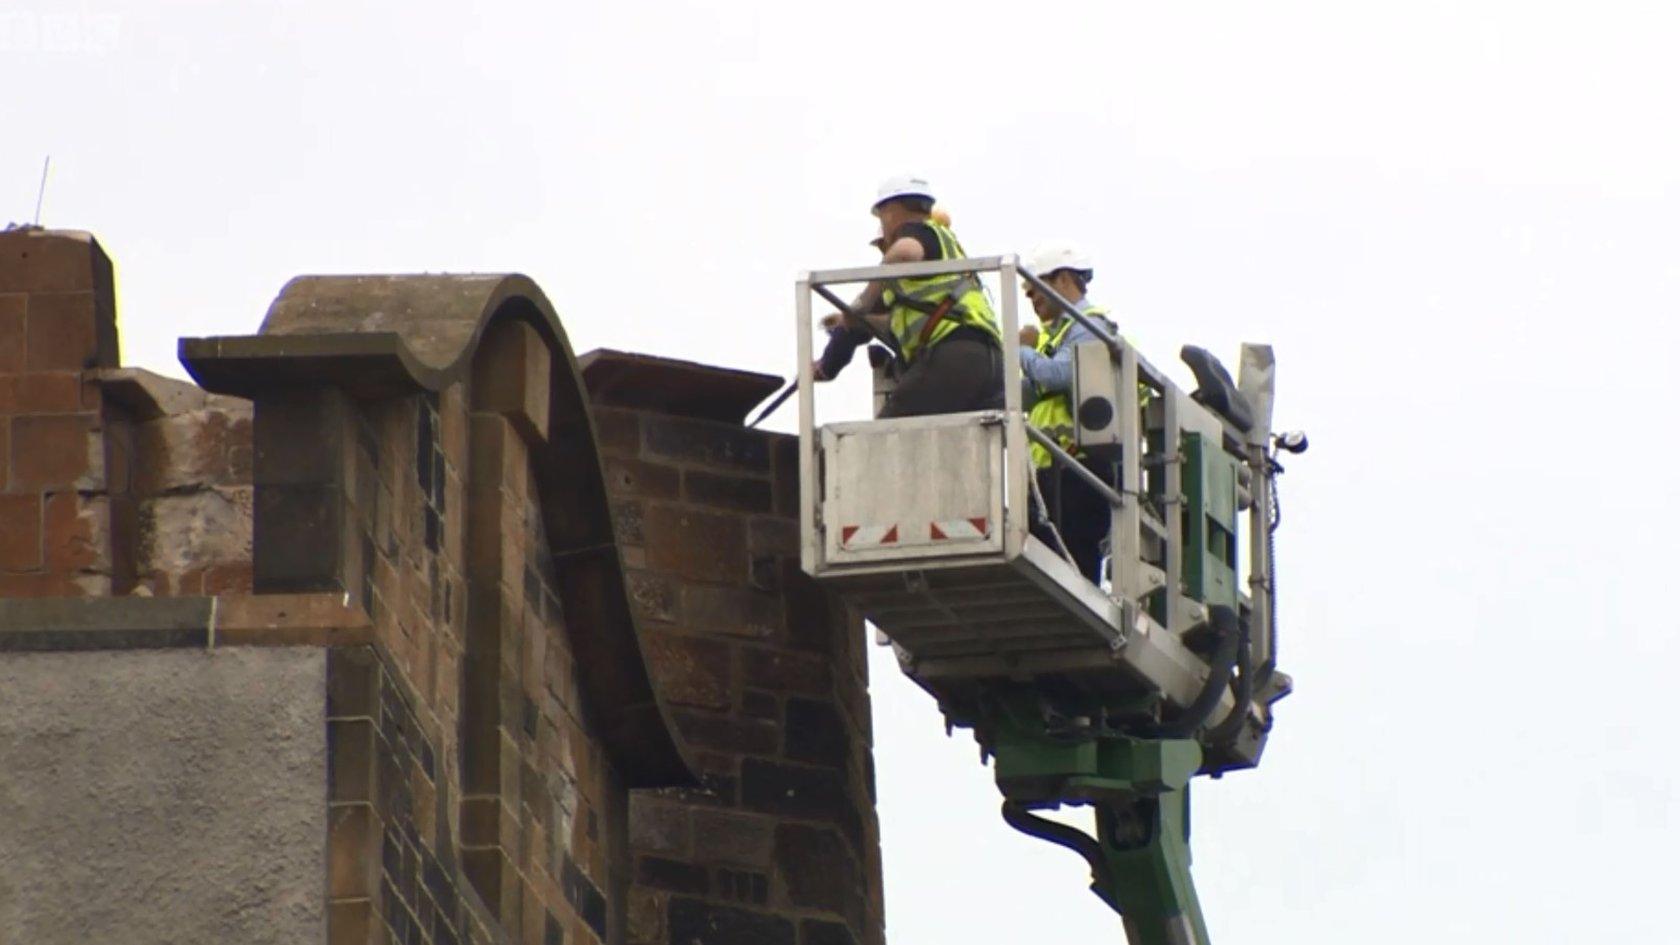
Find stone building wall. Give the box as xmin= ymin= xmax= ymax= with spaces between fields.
xmin=583 ymin=355 xmax=886 ymax=945
xmin=194 ymin=283 xmax=683 ymax=945
xmin=0 ymin=229 xmax=888 ymax=945
xmin=0 ymin=641 xmax=327 ymax=945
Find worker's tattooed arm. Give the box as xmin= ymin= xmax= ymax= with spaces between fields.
xmin=842 ymin=233 xmax=925 ymax=335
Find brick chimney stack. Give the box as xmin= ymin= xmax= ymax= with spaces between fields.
xmin=0 ymin=228 xmax=123 ymax=595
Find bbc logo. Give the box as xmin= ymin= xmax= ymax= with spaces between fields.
xmin=0 ymin=11 xmax=122 ymax=55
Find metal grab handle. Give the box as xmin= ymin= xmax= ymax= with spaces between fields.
xmin=1024 ymin=426 xmax=1125 ymax=510
xmin=810 ymin=284 xmax=901 ymax=359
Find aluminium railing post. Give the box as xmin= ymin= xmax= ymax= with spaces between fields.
xmin=999 ymin=255 xmax=1029 ymax=559
xmin=1116 ymin=338 xmax=1143 ymax=606
xmin=1162 ymin=390 xmax=1185 ymax=634
xmin=1024 ymin=427 xmax=1124 ymax=510
xmin=1246 ymin=440 xmax=1273 ymax=677
xmin=796 ymin=273 xmax=819 ymax=575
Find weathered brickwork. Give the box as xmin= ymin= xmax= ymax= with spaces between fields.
xmin=0 ymin=230 xmax=125 ymax=597
xmin=588 ymin=357 xmax=885 ymax=945
xmin=329 ymin=643 xmax=509 ymax=945
xmin=0 ymin=229 xmax=254 ymax=599
xmin=242 ymin=333 xmax=627 ymax=944
xmin=113 ymin=370 xmax=254 ymax=596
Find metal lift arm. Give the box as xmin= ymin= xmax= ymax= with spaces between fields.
xmin=992 ymin=705 xmax=1210 ymax=945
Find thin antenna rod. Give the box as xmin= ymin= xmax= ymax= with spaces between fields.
xmin=33 ymin=156 xmax=51 ymax=226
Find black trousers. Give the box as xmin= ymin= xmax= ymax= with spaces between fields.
xmin=879 ymin=331 xmax=1004 ymax=418
xmin=1032 ymin=460 xmax=1114 ymax=585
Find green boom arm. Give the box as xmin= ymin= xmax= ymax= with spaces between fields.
xmin=991 ymin=701 xmax=1211 ymax=945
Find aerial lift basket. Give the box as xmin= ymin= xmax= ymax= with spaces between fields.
xmin=792 ymin=254 xmax=1302 ymax=945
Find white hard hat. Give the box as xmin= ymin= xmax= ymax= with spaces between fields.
xmin=873 ymin=174 xmax=936 ymax=209
xmin=1025 ymin=241 xmax=1095 ymax=278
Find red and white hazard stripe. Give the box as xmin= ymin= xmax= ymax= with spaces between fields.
xmin=928 ymin=517 xmax=990 ymax=541
xmin=840 ymin=524 xmax=900 ymax=548
xmin=842 ymin=518 xmax=990 ymax=549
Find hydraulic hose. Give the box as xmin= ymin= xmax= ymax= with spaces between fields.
xmin=1253 ymin=459 xmax=1282 ymax=692
xmin=1205 ymin=616 xmax=1253 ymax=747
xmin=1142 ymin=605 xmax=1241 ymax=739
xmin=1002 ymin=801 xmax=1112 ymax=891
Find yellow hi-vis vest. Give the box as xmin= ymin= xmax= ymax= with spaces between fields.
xmin=881 ymin=222 xmax=1002 ymax=363
xmin=1027 ymin=307 xmax=1114 ymax=469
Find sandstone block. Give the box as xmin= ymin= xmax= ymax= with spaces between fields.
xmin=327 ymin=899 xmax=374 ymax=945
xmin=0 ymin=230 xmax=111 ymax=294
xmin=644 ymin=415 xmax=770 ymax=472
xmin=474 ymin=320 xmax=551 ymax=444
xmin=629 ymin=795 xmax=691 ymax=856
xmin=643 ymin=504 xmax=746 ymax=583
xmin=666 ymin=898 xmax=793 ymax=945
xmin=589 ymin=407 xmax=640 ymax=456
xmin=23 ymin=291 xmax=104 ymax=370
xmin=328 ymin=718 xmax=377 ymax=804
xmin=0 ymin=293 xmax=23 ymax=372
xmin=739 ymin=759 xmax=849 ymax=823
xmin=43 ymin=491 xmax=108 ymax=573
xmin=783 ymin=698 xmax=848 ymax=769
xmin=602 ymin=455 xmax=679 ymax=499
xmin=635 ymin=855 xmax=708 ymax=895
xmin=328 ymin=645 xmax=380 ymax=719
xmin=328 ymin=802 xmax=379 ymax=899
xmin=774 ymin=823 xmax=857 ymax=917
xmin=0 ymin=372 xmax=81 ymax=413
xmin=9 ymin=413 xmax=94 ymax=489
xmin=682 ymin=470 xmax=772 ymax=513
xmin=680 ymin=581 xmax=781 ymax=638
xmin=643 ymin=631 xmax=733 ymax=709
xmin=674 ymin=711 xmax=779 ymax=756
xmin=626 ymin=888 xmax=664 ymax=944
xmin=0 ymin=493 xmax=41 ymax=571
xmin=140 ymin=488 xmax=252 ymax=576
xmin=691 ymin=810 xmax=775 ymax=867
xmin=741 ymin=648 xmax=831 ymax=696
xmin=135 ymin=407 xmax=254 ymax=494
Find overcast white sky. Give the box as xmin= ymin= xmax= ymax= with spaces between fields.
xmin=7 ymin=1 xmax=1680 ymax=941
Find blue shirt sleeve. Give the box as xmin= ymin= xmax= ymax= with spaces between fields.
xmin=1019 ymin=319 xmax=1104 ymax=396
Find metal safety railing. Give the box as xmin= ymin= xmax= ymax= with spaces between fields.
xmin=795 ymin=252 xmax=1295 ymax=764
xmin=795 ymin=254 xmax=1177 ymax=598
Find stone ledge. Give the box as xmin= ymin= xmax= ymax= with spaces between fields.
xmin=0 ymin=593 xmax=370 ymax=651
xmin=580 ymin=349 xmax=781 ymax=424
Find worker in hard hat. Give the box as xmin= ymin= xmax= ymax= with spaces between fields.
xmin=1020 ymin=241 xmax=1118 ymax=584
xmin=812 ymin=176 xmax=1003 ymax=417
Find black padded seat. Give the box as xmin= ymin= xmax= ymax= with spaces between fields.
xmin=1179 ymin=345 xmax=1254 ymax=434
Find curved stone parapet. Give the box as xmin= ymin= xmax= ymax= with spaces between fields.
xmin=181 ymin=273 xmax=693 ymax=790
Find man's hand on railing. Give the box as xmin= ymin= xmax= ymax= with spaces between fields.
xmin=1019 ymin=324 xmax=1040 ymax=348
